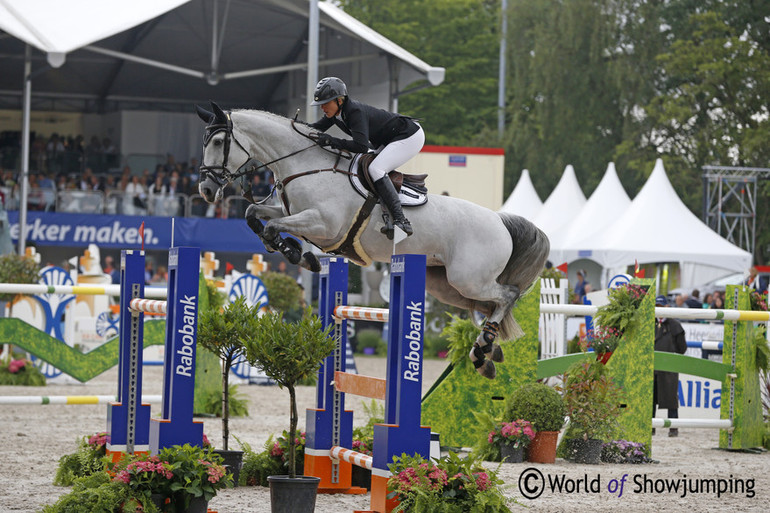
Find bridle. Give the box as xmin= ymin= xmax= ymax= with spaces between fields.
xmin=198 ymin=110 xmax=355 ymax=205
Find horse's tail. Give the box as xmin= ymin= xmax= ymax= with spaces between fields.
xmin=495 ymin=213 xmax=550 ymax=340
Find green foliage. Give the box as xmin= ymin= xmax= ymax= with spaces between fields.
xmin=387 ymin=452 xmax=514 ymax=513
xmin=196 ymin=384 xmax=249 ymax=418
xmin=443 ymin=315 xmax=481 ymax=368
xmin=352 ymin=399 xmax=385 ymax=456
xmin=470 ymin=410 xmax=502 ymax=463
xmin=567 ymin=335 xmax=582 ymax=354
xmin=593 ymin=284 xmax=649 ymax=333
xmin=503 ymin=382 xmax=565 ymax=432
xmin=260 ymin=271 xmax=304 ymax=316
xmin=561 ymin=361 xmax=623 ymax=440
xmin=242 ymin=308 xmax=334 ymax=478
xmin=753 ymin=325 xmax=770 ymax=374
xmin=53 ymin=433 xmax=109 ymax=486
xmin=204 ymin=280 xmax=226 ymax=313
xmin=242 ymin=308 xmax=334 ymax=390
xmin=42 ymin=472 xmax=155 ymax=513
xmin=236 ymin=432 xmax=306 ymax=487
xmin=140 ymin=444 xmax=232 ymax=510
xmin=0 ymin=253 xmax=39 ymax=302
xmin=424 ymin=331 xmax=451 ymax=358
xmin=356 ymin=328 xmax=387 ymax=355
xmin=0 ymin=357 xmax=46 ymax=385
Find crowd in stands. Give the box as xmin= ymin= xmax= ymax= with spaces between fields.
xmin=0 ymin=130 xmax=275 ymax=218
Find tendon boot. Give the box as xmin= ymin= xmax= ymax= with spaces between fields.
xmin=476 ymin=321 xmax=504 ymax=363
xmin=469 ymin=344 xmax=496 ymax=379
xmin=373 ymin=176 xmax=413 ymax=238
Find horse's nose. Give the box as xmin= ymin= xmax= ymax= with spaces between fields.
xmin=199 ymin=184 xmax=215 ymax=201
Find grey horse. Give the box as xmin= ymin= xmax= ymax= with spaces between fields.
xmin=196 ymin=102 xmax=549 ymax=378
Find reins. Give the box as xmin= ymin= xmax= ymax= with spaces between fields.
xmin=200 ymin=112 xmax=358 ymax=206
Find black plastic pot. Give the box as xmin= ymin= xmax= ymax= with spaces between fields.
xmin=351 ymin=464 xmax=372 ymax=490
xmin=267 ymin=475 xmax=320 ymax=513
xmin=214 ymin=449 xmax=244 ymax=487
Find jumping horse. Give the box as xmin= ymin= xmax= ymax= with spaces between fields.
xmin=196 ymin=102 xmax=549 ymax=378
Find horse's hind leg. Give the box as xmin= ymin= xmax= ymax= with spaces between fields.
xmin=467 ymin=285 xmax=519 ymax=379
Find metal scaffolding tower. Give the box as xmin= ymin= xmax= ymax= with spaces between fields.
xmin=702 ymin=165 xmax=770 ymax=257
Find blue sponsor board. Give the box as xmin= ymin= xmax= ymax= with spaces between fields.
xmin=6 ymin=211 xmax=268 ymax=253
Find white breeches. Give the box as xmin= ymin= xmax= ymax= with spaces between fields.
xmin=368 ymin=126 xmax=425 ymax=181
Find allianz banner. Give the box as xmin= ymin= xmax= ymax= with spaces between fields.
xmin=6 ymin=211 xmax=269 ymax=253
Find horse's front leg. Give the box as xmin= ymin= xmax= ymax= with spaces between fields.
xmin=245 ymin=204 xmax=286 ymax=254
xmin=257 ymin=207 xmax=332 ymax=273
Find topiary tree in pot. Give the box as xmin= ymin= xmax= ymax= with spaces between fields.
xmin=504 ymin=382 xmax=566 ymax=463
xmin=242 ymin=307 xmax=334 ymax=513
xmin=0 ymin=253 xmax=40 ymax=362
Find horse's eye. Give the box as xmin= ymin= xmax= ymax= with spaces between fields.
xmin=213 ymin=139 xmax=223 ymax=146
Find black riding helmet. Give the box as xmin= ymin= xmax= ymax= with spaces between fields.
xmin=311 ymin=77 xmax=348 ymax=106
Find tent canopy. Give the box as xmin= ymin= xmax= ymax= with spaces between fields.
xmin=580 ymin=159 xmax=751 ymax=273
xmin=558 ymin=162 xmax=632 ymax=261
xmin=499 ymin=169 xmax=542 ymax=220
xmin=533 ymin=164 xmax=586 ymax=250
xmin=0 ymin=0 xmax=445 ymax=113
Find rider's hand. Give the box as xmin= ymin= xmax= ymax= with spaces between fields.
xmin=315 ymin=133 xmax=334 ymax=147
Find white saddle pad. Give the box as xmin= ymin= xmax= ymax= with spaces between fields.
xmin=348 ymin=154 xmax=428 ymax=207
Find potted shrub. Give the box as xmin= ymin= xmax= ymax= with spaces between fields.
xmin=197 ymin=295 xmax=256 ymax=485
xmin=561 ymin=360 xmax=623 ymax=464
xmin=504 ymin=382 xmax=565 ymax=463
xmin=387 ymin=452 xmax=514 ymax=512
xmin=242 ymin=308 xmax=334 ymax=513
xmin=114 ymin=444 xmax=231 ymax=512
xmin=488 ymin=419 xmax=535 ymax=463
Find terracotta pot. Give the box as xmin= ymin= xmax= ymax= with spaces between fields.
xmin=526 ymin=431 xmax=559 ymax=463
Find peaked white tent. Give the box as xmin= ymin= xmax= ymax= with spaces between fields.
xmin=499 ymin=169 xmax=543 ymax=220
xmin=533 ymin=165 xmax=586 ymax=255
xmin=557 ymin=162 xmax=632 ymax=263
xmin=582 ymin=159 xmax=751 ymax=284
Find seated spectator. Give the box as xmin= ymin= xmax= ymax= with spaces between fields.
xmin=685 ymin=289 xmax=702 ymax=308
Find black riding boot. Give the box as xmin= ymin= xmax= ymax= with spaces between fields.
xmin=373 ymin=176 xmax=413 ymax=236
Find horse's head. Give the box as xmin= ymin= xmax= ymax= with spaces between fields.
xmin=196 ymin=101 xmax=251 ymax=203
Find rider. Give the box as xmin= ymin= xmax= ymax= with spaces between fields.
xmin=308 ymin=77 xmax=424 ymax=237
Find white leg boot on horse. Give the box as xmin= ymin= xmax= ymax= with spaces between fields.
xmin=373 ymin=176 xmax=413 ymax=238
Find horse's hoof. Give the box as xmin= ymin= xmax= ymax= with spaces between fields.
xmin=302 ymin=251 xmax=321 ymax=272
xmin=282 ymin=237 xmax=302 ymax=265
xmin=475 ymin=360 xmax=496 ymax=380
xmin=489 ymin=344 xmax=504 ymax=363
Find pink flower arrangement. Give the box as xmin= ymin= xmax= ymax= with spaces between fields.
xmin=587 ymin=325 xmax=622 ymax=354
xmin=8 ymin=359 xmax=26 ymax=374
xmin=488 ymin=419 xmax=536 ymax=448
xmin=87 ymin=432 xmax=108 ymax=449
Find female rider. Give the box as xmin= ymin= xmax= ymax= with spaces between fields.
xmin=308 ymin=77 xmax=424 ymax=237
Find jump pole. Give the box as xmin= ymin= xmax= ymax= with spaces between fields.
xmin=305 ymin=254 xmax=431 ymax=513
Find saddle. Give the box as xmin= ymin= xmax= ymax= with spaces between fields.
xmin=352 ymin=153 xmax=429 ymax=206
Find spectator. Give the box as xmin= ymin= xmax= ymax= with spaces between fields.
xmin=675 ymin=294 xmax=686 ymax=308
xmin=103 ymin=256 xmax=115 ymax=275
xmin=745 ymin=266 xmax=769 ymax=294
xmin=702 ymin=293 xmax=713 ymax=308
xmin=45 ymin=133 xmax=65 ymax=174
xmin=573 ymin=269 xmax=589 ymax=304
xmin=711 ymin=291 xmax=724 ymax=309
xmin=653 ymin=295 xmax=687 ymax=437
xmin=251 ymin=174 xmax=270 ymax=199
xmin=685 ymin=289 xmax=702 ymax=308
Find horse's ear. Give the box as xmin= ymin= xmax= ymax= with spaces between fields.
xmin=210 ymin=101 xmax=227 ymax=122
xmin=195 ymin=104 xmax=214 ymax=123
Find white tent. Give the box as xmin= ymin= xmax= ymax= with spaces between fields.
xmin=558 ymin=162 xmax=632 ymax=263
xmin=499 ymin=169 xmax=542 ymax=220
xmin=580 ymin=159 xmax=752 ymax=285
xmin=533 ymin=164 xmax=586 ymax=256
